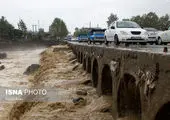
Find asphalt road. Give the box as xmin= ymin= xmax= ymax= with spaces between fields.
xmin=69 ymin=41 xmax=170 ymax=54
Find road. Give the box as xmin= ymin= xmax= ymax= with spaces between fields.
xmin=69 ymin=41 xmax=170 ymax=54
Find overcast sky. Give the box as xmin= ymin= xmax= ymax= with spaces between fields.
xmin=0 ymin=0 xmax=170 ymax=33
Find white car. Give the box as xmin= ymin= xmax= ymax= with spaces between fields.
xmin=104 ymin=21 xmax=148 ymax=45
xmin=144 ymin=27 xmax=160 ymax=45
xmin=157 ymin=27 xmax=170 ymax=45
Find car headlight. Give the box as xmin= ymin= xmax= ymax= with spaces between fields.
xmin=120 ymin=31 xmax=129 ymax=35
xmin=144 ymin=32 xmax=149 ymax=36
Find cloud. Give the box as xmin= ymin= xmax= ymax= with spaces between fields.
xmin=0 ymin=0 xmax=169 ymax=33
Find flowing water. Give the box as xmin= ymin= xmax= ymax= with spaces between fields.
xmin=0 ymin=47 xmax=45 ymax=87
xmin=0 ymin=47 xmax=46 ymax=119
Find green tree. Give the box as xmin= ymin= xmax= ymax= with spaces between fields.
xmin=141 ymin=12 xmax=159 ymax=28
xmin=107 ymin=13 xmax=118 ymax=27
xmin=38 ymin=28 xmax=45 ymax=40
xmin=18 ymin=19 xmax=27 ymax=38
xmin=131 ymin=15 xmax=143 ymax=27
xmin=73 ymin=27 xmax=88 ymax=37
xmin=49 ymin=18 xmax=68 ymax=40
xmin=0 ymin=16 xmax=14 ymax=40
xmin=158 ymin=14 xmax=170 ymax=30
xmin=13 ymin=29 xmax=23 ymax=39
xmin=130 ymin=12 xmax=170 ymax=30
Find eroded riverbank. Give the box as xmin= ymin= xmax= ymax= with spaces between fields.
xmin=0 ymin=46 xmax=46 ymax=119
xmin=6 ymin=45 xmax=113 ymax=120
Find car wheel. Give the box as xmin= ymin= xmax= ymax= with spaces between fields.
xmin=140 ymin=43 xmax=147 ymax=45
xmin=157 ymin=37 xmax=162 ymax=45
xmin=88 ymin=39 xmax=91 ymax=44
xmin=104 ymin=36 xmax=108 ymax=45
xmin=150 ymin=43 xmax=154 ymax=45
xmin=125 ymin=43 xmax=129 ymax=47
xmin=164 ymin=43 xmax=168 ymax=45
xmin=114 ymin=35 xmax=120 ymax=46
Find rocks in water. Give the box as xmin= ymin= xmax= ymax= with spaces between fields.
xmin=100 ymin=107 xmax=112 ymax=113
xmin=0 ymin=53 xmax=7 ymax=59
xmin=72 ymin=64 xmax=79 ymax=71
xmin=24 ymin=64 xmax=40 ymax=75
xmin=69 ymin=54 xmax=76 ymax=61
xmin=80 ymin=79 xmax=92 ymax=86
xmin=76 ymin=89 xmax=87 ymax=96
xmin=69 ymin=59 xmax=77 ymax=64
xmin=0 ymin=65 xmax=5 ymax=70
xmin=72 ymin=97 xmax=86 ymax=105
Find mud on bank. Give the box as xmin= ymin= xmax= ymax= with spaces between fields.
xmin=7 ymin=45 xmax=113 ymax=120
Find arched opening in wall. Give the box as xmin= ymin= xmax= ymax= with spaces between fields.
xmin=83 ymin=56 xmax=86 ymax=70
xmin=155 ymin=102 xmax=170 ymax=120
xmin=87 ymin=57 xmax=91 ymax=73
xmin=80 ymin=52 xmax=83 ymax=64
xmin=78 ymin=52 xmax=81 ymax=63
xmin=117 ymin=74 xmax=141 ymax=120
xmin=92 ymin=59 xmax=98 ymax=88
xmin=101 ymin=65 xmax=112 ymax=95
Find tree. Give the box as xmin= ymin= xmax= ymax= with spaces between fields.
xmin=13 ymin=29 xmax=23 ymax=39
xmin=73 ymin=27 xmax=88 ymax=37
xmin=158 ymin=14 xmax=170 ymax=30
xmin=0 ymin=16 xmax=14 ymax=40
xmin=38 ymin=28 xmax=45 ymax=40
xmin=131 ymin=15 xmax=143 ymax=27
xmin=141 ymin=12 xmax=159 ymax=28
xmin=130 ymin=12 xmax=170 ymax=30
xmin=49 ymin=18 xmax=68 ymax=40
xmin=18 ymin=19 xmax=27 ymax=38
xmin=107 ymin=13 xmax=118 ymax=27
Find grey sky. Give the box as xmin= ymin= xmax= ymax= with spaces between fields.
xmin=0 ymin=0 xmax=170 ymax=33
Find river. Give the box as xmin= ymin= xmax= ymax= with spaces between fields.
xmin=0 ymin=46 xmax=46 ymax=119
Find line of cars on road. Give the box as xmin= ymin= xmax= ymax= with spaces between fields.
xmin=77 ymin=28 xmax=106 ymax=44
xmin=73 ymin=21 xmax=170 ymax=45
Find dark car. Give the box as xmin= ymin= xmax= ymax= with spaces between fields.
xmin=78 ymin=34 xmax=89 ymax=42
xmin=88 ymin=28 xmax=106 ymax=44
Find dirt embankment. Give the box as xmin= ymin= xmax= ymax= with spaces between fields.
xmin=7 ymin=45 xmax=113 ymax=120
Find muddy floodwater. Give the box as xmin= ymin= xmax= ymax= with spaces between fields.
xmin=0 ymin=46 xmax=46 ymax=119
xmin=0 ymin=45 xmax=114 ymax=120
xmin=0 ymin=47 xmax=45 ymax=87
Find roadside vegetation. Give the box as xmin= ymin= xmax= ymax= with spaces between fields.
xmin=74 ymin=12 xmax=170 ymax=36
xmin=0 ymin=16 xmax=68 ymax=42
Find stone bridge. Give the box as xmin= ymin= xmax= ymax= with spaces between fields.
xmin=68 ymin=42 xmax=170 ymax=120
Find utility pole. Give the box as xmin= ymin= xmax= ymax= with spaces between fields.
xmin=89 ymin=22 xmax=91 ymax=28
xmin=35 ymin=25 xmax=37 ymax=32
xmin=32 ymin=25 xmax=34 ymax=33
xmin=32 ymin=25 xmax=38 ymax=33
xmin=38 ymin=20 xmax=40 ymax=31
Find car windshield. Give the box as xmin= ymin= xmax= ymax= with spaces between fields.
xmin=144 ymin=28 xmax=158 ymax=31
xmin=116 ymin=21 xmax=141 ymax=28
xmin=93 ymin=31 xmax=104 ymax=34
xmin=79 ymin=34 xmax=87 ymax=37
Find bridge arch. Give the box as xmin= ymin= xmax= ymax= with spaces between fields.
xmin=83 ymin=55 xmax=86 ymax=70
xmin=80 ymin=52 xmax=83 ymax=64
xmin=155 ymin=102 xmax=170 ymax=120
xmin=87 ymin=57 xmax=91 ymax=73
xmin=117 ymin=73 xmax=141 ymax=119
xmin=92 ymin=58 xmax=99 ymax=88
xmin=101 ymin=64 xmax=112 ymax=95
xmin=77 ymin=52 xmax=81 ymax=63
